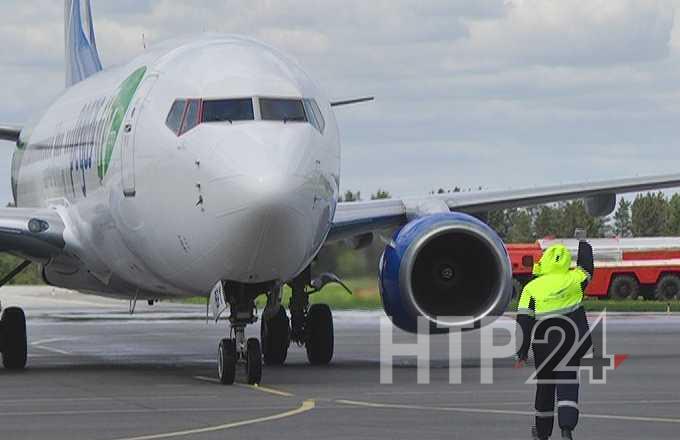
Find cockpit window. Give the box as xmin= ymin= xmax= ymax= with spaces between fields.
xmin=260 ymin=98 xmax=307 ymax=123
xmin=303 ymin=99 xmax=325 ymax=133
xmin=202 ymin=98 xmax=254 ymax=123
xmin=166 ymin=99 xmax=186 ymax=134
xmin=180 ymin=99 xmax=201 ymax=134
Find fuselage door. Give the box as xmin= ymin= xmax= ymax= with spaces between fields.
xmin=121 ymin=74 xmax=158 ymax=197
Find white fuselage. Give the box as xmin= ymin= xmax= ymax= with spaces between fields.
xmin=12 ymin=35 xmax=341 ymax=298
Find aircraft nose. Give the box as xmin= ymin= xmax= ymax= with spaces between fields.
xmin=200 ymin=125 xmax=324 ymax=282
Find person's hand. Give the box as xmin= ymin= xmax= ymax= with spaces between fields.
xmin=514 ymin=359 xmax=526 ymax=369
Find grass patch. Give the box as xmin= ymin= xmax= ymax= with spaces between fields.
xmin=181 ymin=278 xmax=680 ymax=312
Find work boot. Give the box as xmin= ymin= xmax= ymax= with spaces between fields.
xmin=531 ymin=426 xmax=549 ymax=440
xmin=561 ymin=429 xmax=573 ymax=439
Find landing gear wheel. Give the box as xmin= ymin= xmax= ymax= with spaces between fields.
xmin=245 ymin=338 xmax=262 ymax=384
xmin=261 ymin=306 xmax=290 ymax=366
xmin=1 ymin=307 xmax=27 ymax=370
xmin=608 ymin=275 xmax=639 ymax=300
xmin=218 ymin=338 xmax=236 ymax=385
xmin=305 ymin=304 xmax=334 ymax=365
xmin=656 ymin=275 xmax=680 ymax=300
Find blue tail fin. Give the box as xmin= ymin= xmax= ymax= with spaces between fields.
xmin=64 ymin=0 xmax=103 ymax=87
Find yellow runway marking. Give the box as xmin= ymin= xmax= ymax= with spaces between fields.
xmin=112 ymin=399 xmax=315 ymax=440
xmin=193 ymin=377 xmax=294 ymax=396
xmin=237 ymin=384 xmax=294 ymax=397
xmin=336 ymin=399 xmax=680 ymax=425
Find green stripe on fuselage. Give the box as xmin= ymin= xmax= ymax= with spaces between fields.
xmin=98 ymin=66 xmax=147 ymax=179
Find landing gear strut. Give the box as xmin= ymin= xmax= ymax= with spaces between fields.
xmin=289 ymin=268 xmax=335 ymax=365
xmin=216 ymin=282 xmax=263 ymax=385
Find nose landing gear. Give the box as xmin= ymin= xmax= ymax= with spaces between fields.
xmin=214 ymin=268 xmax=342 ymax=384
xmin=216 ymin=283 xmax=263 ymax=385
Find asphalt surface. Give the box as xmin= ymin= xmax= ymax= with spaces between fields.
xmin=1 ymin=286 xmax=679 ymax=440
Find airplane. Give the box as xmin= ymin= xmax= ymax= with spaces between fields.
xmin=2 ymin=0 xmax=680 ymax=385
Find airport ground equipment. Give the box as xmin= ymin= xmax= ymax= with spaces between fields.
xmin=508 ymin=237 xmax=680 ymax=299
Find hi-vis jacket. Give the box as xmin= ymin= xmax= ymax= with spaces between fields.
xmin=518 ymin=244 xmax=591 ymax=318
xmin=516 ymin=241 xmax=594 ymax=361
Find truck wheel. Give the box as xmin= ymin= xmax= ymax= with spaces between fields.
xmin=655 ymin=275 xmax=680 ymax=300
xmin=608 ymin=275 xmax=639 ymax=300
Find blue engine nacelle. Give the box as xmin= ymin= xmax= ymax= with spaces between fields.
xmin=379 ymin=212 xmax=513 ymax=333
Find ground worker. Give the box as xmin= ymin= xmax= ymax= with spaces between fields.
xmin=514 ymin=241 xmax=594 ymax=440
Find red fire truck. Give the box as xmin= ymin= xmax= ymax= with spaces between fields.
xmin=507 ymin=238 xmax=680 ymax=300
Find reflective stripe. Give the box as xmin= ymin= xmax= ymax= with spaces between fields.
xmin=535 ymin=411 xmax=555 ymax=418
xmin=535 ymin=303 xmax=582 ymax=319
xmin=517 ymin=308 xmax=535 ymax=316
xmin=558 ymin=400 xmax=579 ymax=409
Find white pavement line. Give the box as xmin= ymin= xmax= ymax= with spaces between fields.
xmin=31 ymin=337 xmax=74 ymax=355
xmin=0 ymin=395 xmax=220 ymax=405
xmin=193 ymin=375 xmax=220 ymax=384
xmin=31 ymin=337 xmax=73 ymax=345
xmin=336 ymin=400 xmax=680 ymax=425
xmin=111 ymin=399 xmax=316 ymax=440
xmin=32 ymin=344 xmax=72 ymax=355
xmin=0 ymin=406 xmax=292 ymax=417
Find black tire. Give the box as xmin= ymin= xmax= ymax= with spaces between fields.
xmin=305 ymin=304 xmax=334 ymax=365
xmin=655 ymin=274 xmax=680 ymax=300
xmin=1 ymin=307 xmax=27 ymax=370
xmin=608 ymin=275 xmax=639 ymax=300
xmin=245 ymin=338 xmax=262 ymax=385
xmin=261 ymin=306 xmax=290 ymax=366
xmin=218 ymin=338 xmax=236 ymax=385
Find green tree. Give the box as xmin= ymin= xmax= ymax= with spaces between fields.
xmin=342 ymin=190 xmax=361 ymax=202
xmin=631 ymin=192 xmax=668 ymax=237
xmin=371 ymin=189 xmax=391 ymax=200
xmin=487 ymin=209 xmax=514 ymax=240
xmin=612 ymin=198 xmax=632 ymax=237
xmin=534 ymin=206 xmax=559 ymax=238
xmin=556 ymin=201 xmax=605 ymax=238
xmin=666 ymin=194 xmax=680 ymax=235
xmin=506 ymin=209 xmax=534 ymax=243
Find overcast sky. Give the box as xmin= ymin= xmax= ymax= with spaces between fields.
xmin=2 ymin=0 xmax=680 ymax=204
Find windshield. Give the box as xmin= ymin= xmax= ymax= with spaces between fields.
xmin=202 ymin=98 xmax=254 ymax=123
xmin=260 ymin=98 xmax=307 ymax=123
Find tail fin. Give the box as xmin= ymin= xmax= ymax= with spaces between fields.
xmin=64 ymin=0 xmax=103 ymax=87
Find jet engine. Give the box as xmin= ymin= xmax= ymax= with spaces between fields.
xmin=379 ymin=212 xmax=513 ymax=333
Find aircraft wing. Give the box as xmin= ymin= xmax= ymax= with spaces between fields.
xmin=328 ymin=173 xmax=680 ymax=242
xmin=0 ymin=208 xmax=66 ymax=261
xmin=0 ymin=124 xmax=21 ymax=142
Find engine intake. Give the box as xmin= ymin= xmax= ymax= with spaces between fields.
xmin=379 ymin=212 xmax=512 ymax=333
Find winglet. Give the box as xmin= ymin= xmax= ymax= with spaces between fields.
xmin=65 ymin=0 xmax=103 ymax=87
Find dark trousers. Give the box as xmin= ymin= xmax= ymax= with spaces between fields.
xmin=532 ymin=308 xmax=590 ymax=438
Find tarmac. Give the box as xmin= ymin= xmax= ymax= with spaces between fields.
xmin=1 ymin=286 xmax=679 ymax=440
